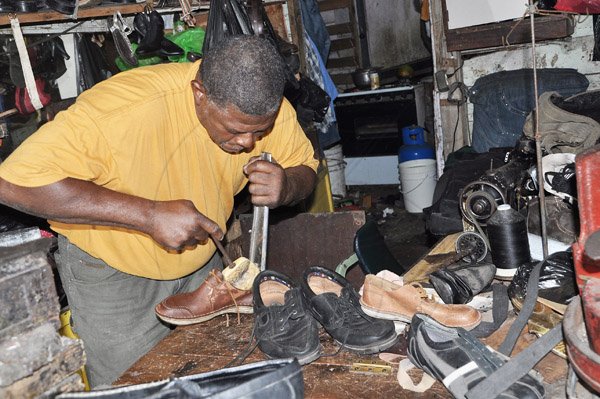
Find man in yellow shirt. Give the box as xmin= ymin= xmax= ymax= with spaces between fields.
xmin=0 ymin=36 xmax=318 ymax=387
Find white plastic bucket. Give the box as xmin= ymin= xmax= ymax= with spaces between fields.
xmin=398 ymin=158 xmax=437 ymax=213
xmin=324 ymin=144 xmax=347 ymax=199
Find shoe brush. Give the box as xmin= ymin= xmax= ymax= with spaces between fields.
xmin=211 ymin=234 xmax=259 ymax=291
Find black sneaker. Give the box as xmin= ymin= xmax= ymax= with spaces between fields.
xmin=301 ymin=266 xmax=398 ymax=354
xmin=408 ymin=313 xmax=545 ymax=399
xmin=253 ymin=270 xmax=321 ymax=365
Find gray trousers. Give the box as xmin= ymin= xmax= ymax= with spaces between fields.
xmin=55 ymin=235 xmax=222 ymax=388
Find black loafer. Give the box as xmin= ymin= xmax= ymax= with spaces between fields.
xmin=253 ymin=270 xmax=321 ymax=365
xmin=430 ymin=262 xmax=496 ymax=304
xmin=301 ymin=266 xmax=398 ymax=354
xmin=407 ymin=313 xmax=545 ymax=399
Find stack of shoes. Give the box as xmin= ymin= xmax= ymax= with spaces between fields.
xmin=407 ymin=313 xmax=545 ymax=399
xmin=360 ymin=274 xmax=481 ymax=330
xmin=155 ymin=257 xmax=259 ymax=325
xmin=429 ymin=262 xmax=496 ymax=304
xmin=253 ymin=266 xmax=398 ymax=364
xmin=45 ymin=0 xmax=75 ymax=15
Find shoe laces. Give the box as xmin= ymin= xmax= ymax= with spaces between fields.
xmin=210 ymin=269 xmax=242 ymax=326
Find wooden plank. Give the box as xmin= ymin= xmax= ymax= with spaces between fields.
xmin=115 ymin=314 xmax=452 ymax=398
xmin=402 ymin=232 xmax=461 ymax=284
xmin=445 ymin=15 xmax=575 ymax=52
xmin=327 ymin=22 xmax=352 ymax=36
xmin=0 ymin=3 xmax=144 ymax=27
xmin=0 ymin=239 xmax=60 ymax=342
xmin=330 ymin=37 xmax=354 ymax=52
xmin=318 ymin=0 xmax=352 ymax=12
xmin=326 ymin=55 xmax=357 ymax=69
xmin=237 ymin=211 xmax=366 ymax=287
xmin=0 ymin=338 xmax=85 ymax=398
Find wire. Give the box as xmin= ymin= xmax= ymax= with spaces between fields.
xmin=452 ymin=103 xmax=460 ymax=153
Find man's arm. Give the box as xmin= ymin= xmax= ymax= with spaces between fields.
xmin=0 ymin=177 xmax=223 ymax=250
xmin=244 ymin=162 xmax=317 ymax=208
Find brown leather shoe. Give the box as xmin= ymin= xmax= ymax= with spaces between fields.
xmin=155 ymin=269 xmax=253 ymax=325
xmin=359 ymin=274 xmax=481 ymax=330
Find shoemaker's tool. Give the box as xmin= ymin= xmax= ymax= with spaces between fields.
xmin=249 ymin=152 xmax=272 ymax=271
xmin=210 ymin=233 xmax=233 ymax=267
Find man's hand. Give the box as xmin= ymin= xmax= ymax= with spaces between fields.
xmin=0 ymin=177 xmax=223 ymax=252
xmin=147 ymin=200 xmax=223 ymax=251
xmin=244 ymin=157 xmax=317 ymax=208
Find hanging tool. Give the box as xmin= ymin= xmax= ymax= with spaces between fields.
xmin=249 ymin=152 xmax=272 ymax=271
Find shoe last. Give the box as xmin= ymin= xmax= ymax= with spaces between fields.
xmin=253 ymin=270 xmax=321 ymax=365
xmin=301 ymin=266 xmax=397 ymax=354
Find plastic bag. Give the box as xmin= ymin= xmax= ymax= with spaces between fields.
xmin=508 ymin=250 xmax=577 ymax=307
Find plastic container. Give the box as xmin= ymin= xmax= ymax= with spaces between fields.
xmin=398 ymin=125 xmax=436 ymax=213
xmin=398 ymin=158 xmax=437 ymax=213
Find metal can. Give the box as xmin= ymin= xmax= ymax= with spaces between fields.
xmin=369 ymin=72 xmax=380 ymax=90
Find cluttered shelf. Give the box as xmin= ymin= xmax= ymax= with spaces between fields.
xmin=0 ymin=3 xmax=146 ymax=26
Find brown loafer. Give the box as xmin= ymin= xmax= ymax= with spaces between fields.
xmin=155 ymin=269 xmax=253 ymax=326
xmin=359 ymin=274 xmax=481 ymax=330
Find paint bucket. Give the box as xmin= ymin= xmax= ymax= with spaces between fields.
xmin=398 ymin=158 xmax=437 ymax=213
xmin=324 ymin=144 xmax=347 ymax=199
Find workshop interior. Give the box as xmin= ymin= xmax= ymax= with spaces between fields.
xmin=2 ymin=0 xmax=600 ymax=398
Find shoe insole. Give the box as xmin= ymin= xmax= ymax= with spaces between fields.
xmin=260 ymin=280 xmax=288 ymax=306
xmin=308 ymin=275 xmax=342 ymax=296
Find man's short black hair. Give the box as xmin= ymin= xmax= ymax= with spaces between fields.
xmin=199 ymin=36 xmax=286 ymax=116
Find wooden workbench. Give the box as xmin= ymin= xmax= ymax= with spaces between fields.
xmin=115 ymin=233 xmax=568 ymax=397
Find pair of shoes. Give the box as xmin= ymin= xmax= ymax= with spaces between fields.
xmin=407 ymin=313 xmax=545 ymax=399
xmin=253 ymin=267 xmax=398 ymax=364
xmin=360 ymin=274 xmax=482 ymax=330
xmin=429 ymin=262 xmax=496 ymax=304
xmin=155 ymin=258 xmax=259 ymax=325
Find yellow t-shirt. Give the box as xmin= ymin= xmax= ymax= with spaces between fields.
xmin=0 ymin=61 xmax=318 ymax=280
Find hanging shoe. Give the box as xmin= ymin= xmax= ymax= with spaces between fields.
xmin=360 ymin=274 xmax=481 ymax=329
xmin=134 ymin=8 xmax=165 ymax=57
xmin=253 ymin=270 xmax=321 ymax=365
xmin=301 ymin=266 xmax=398 ymax=354
xmin=109 ymin=12 xmax=138 ymax=67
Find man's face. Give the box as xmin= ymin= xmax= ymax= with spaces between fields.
xmin=191 ymin=80 xmax=278 ymax=154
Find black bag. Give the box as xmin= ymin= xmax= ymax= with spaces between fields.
xmin=8 ymin=36 xmax=69 ymax=88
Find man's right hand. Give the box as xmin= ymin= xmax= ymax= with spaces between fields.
xmin=0 ymin=177 xmax=223 ymax=252
xmin=147 ymin=200 xmax=223 ymax=251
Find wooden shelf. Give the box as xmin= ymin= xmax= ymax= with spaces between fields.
xmin=0 ymin=3 xmax=145 ymax=27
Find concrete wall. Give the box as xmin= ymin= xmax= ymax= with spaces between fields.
xmin=364 ymin=0 xmax=430 ymax=67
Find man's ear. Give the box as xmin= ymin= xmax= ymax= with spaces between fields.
xmin=191 ymin=80 xmax=206 ymax=105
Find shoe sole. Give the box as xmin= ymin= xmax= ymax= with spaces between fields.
xmin=156 ymin=306 xmax=253 ymax=326
xmin=360 ymin=302 xmax=481 ymax=331
xmin=334 ymin=332 xmax=398 ymax=355
xmin=263 ymin=346 xmax=322 ymax=366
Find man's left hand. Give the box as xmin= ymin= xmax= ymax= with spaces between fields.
xmin=244 ymin=157 xmax=288 ymax=208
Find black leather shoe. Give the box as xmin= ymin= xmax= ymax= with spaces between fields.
xmin=56 ymin=358 xmax=304 ymax=398
xmin=135 ymin=9 xmax=165 ymax=57
xmin=407 ymin=313 xmax=545 ymax=399
xmin=301 ymin=266 xmax=398 ymax=354
xmin=429 ymin=262 xmax=496 ymax=304
xmin=253 ymin=270 xmax=321 ymax=365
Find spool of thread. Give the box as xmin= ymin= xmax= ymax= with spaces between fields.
xmin=487 ymin=204 xmax=531 ymax=269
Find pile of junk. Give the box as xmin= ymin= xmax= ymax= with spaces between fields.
xmin=420 ymin=68 xmax=600 ymax=398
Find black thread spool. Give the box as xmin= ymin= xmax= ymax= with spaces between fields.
xmin=487 ymin=204 xmax=531 ymax=269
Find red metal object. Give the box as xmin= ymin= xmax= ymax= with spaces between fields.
xmin=572 ymin=146 xmax=600 ymax=290
xmin=568 ymin=145 xmax=600 ymax=392
xmin=564 ymin=293 xmax=600 ymax=393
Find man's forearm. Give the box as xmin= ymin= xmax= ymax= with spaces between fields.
xmin=0 ymin=177 xmax=155 ymax=231
xmin=282 ymin=165 xmax=317 ymax=206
